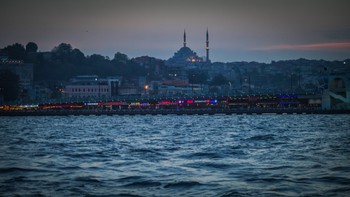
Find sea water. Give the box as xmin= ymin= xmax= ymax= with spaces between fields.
xmin=0 ymin=115 xmax=349 ymax=196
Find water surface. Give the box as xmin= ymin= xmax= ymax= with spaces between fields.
xmin=0 ymin=115 xmax=349 ymax=196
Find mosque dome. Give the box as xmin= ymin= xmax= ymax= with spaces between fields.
xmin=166 ymin=29 xmax=209 ymax=66
xmin=167 ymin=46 xmax=203 ymax=65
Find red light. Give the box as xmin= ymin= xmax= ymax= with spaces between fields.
xmin=161 ymin=101 xmax=171 ymax=104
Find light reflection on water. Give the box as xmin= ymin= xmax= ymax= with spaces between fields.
xmin=0 ymin=114 xmax=350 ymax=196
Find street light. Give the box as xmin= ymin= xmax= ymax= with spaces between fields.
xmin=144 ymin=85 xmax=149 ymax=98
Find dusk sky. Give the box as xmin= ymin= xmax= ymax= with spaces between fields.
xmin=1 ymin=0 xmax=350 ymax=63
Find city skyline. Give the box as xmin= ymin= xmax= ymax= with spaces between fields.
xmin=1 ymin=0 xmax=350 ymax=63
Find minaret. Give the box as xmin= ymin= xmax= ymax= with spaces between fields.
xmin=183 ymin=29 xmax=187 ymax=47
xmin=206 ymin=28 xmax=209 ymax=62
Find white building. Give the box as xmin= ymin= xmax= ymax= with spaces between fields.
xmin=64 ymin=75 xmax=119 ymax=99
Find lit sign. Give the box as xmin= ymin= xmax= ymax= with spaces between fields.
xmin=160 ymin=100 xmax=177 ymax=105
xmin=209 ymin=99 xmax=218 ymax=104
xmin=104 ymin=102 xmax=124 ymax=106
xmin=194 ymin=100 xmax=207 ymax=103
xmin=85 ymin=102 xmax=100 ymax=106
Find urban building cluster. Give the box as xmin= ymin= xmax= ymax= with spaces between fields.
xmin=0 ymin=30 xmax=349 ymax=109
xmin=62 ymin=30 xmax=211 ymax=100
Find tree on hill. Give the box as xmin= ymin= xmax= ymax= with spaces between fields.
xmin=113 ymin=52 xmax=129 ymax=63
xmin=52 ymin=43 xmax=73 ymax=54
xmin=88 ymin=54 xmax=106 ymax=63
xmin=51 ymin=43 xmax=73 ymax=62
xmin=70 ymin=48 xmax=86 ymax=64
xmin=3 ymin=43 xmax=26 ymax=60
xmin=25 ymin=42 xmax=38 ymax=53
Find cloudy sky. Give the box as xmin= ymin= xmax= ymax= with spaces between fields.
xmin=1 ymin=0 xmax=350 ymax=62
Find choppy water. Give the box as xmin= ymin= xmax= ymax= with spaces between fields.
xmin=0 ymin=115 xmax=350 ymax=197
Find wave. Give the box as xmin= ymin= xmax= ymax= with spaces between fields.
xmin=164 ymin=181 xmax=202 ymax=189
xmin=112 ymin=194 xmax=143 ymax=197
xmin=219 ymin=189 xmax=255 ymax=197
xmin=123 ymin=181 xmax=162 ymax=188
xmin=247 ymin=134 xmax=276 ymax=141
xmin=0 ymin=167 xmax=53 ymax=174
xmin=2 ymin=175 xmax=26 ymax=183
xmin=181 ymin=152 xmax=224 ymax=159
xmin=265 ymin=165 xmax=294 ymax=171
xmin=316 ymin=176 xmax=350 ymax=185
xmin=117 ymin=176 xmax=143 ymax=182
xmin=330 ymin=166 xmax=350 ymax=172
xmin=74 ymin=176 xmax=102 ymax=183
xmin=184 ymin=161 xmax=232 ymax=169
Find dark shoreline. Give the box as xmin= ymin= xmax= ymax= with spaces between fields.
xmin=1 ymin=108 xmax=349 ymax=116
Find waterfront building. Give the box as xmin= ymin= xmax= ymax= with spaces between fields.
xmin=117 ymin=85 xmax=140 ymax=96
xmin=64 ymin=75 xmax=119 ymax=99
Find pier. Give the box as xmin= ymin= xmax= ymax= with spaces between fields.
xmin=1 ymin=108 xmax=349 ymax=116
